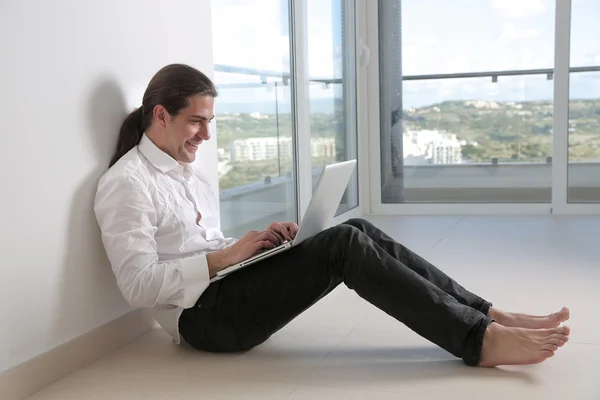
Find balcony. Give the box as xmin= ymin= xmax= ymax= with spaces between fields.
xmin=220 ymin=162 xmax=600 ymax=235
xmin=215 ymin=65 xmax=600 ymax=237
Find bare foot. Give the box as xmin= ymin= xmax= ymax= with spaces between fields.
xmin=488 ymin=306 xmax=570 ymax=329
xmin=478 ymin=322 xmax=570 ymax=367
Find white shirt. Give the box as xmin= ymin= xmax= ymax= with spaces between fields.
xmin=94 ymin=134 xmax=236 ymax=343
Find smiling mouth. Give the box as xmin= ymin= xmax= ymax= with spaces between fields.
xmin=186 ymin=141 xmax=199 ymax=150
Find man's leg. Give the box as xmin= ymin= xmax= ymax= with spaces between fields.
xmin=180 ymin=223 xmax=491 ymax=366
xmin=341 ymin=218 xmax=491 ymax=314
xmin=341 ymin=219 xmax=570 ymax=330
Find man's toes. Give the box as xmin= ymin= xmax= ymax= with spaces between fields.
xmin=551 ymin=326 xmax=570 ymax=335
xmin=551 ymin=308 xmax=570 ymax=323
xmin=543 ymin=343 xmax=559 ymax=352
xmin=549 ymin=333 xmax=568 ymax=341
xmin=537 ymin=327 xmax=563 ymax=337
xmin=542 ymin=350 xmax=555 ymax=358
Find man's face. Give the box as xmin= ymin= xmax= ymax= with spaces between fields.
xmin=162 ymin=95 xmax=215 ymax=163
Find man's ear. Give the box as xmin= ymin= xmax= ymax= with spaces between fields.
xmin=153 ymin=105 xmax=169 ymax=129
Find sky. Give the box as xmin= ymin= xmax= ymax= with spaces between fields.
xmin=211 ymin=0 xmax=600 ymax=111
xmin=211 ymin=0 xmax=342 ymax=111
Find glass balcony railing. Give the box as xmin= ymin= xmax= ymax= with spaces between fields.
xmin=384 ymin=66 xmax=600 ymax=204
xmin=214 ymin=65 xmax=354 ymax=237
xmin=215 ymin=65 xmax=600 ymax=234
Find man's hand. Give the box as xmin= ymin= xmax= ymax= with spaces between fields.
xmin=268 ymin=221 xmax=299 ymax=242
xmin=207 ymin=229 xmax=282 ymax=276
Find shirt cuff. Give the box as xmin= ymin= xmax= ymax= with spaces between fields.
xmin=178 ymin=254 xmax=211 ymax=308
xmin=224 ymin=237 xmax=238 ymax=247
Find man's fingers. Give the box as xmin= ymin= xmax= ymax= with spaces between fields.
xmin=275 ymin=226 xmax=291 ymax=241
xmin=260 ymin=230 xmax=282 ymax=246
xmin=289 ymin=223 xmax=299 ymax=237
xmin=281 ymin=222 xmax=299 ymax=238
xmin=269 ymin=222 xmax=291 ymax=241
xmin=256 ymin=240 xmax=276 ymax=252
xmin=265 ymin=221 xmax=297 ymax=241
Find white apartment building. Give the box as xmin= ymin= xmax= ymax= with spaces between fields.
xmin=311 ymin=137 xmax=336 ymax=158
xmin=231 ymin=137 xmax=336 ymax=161
xmin=403 ymin=129 xmax=463 ymax=165
xmin=230 ymin=137 xmax=293 ymax=161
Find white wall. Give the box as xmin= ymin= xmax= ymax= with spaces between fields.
xmin=0 ymin=0 xmax=217 ymax=372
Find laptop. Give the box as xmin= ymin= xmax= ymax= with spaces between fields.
xmin=216 ymin=159 xmax=357 ymax=278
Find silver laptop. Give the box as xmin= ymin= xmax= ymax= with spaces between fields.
xmin=216 ymin=159 xmax=357 ymax=278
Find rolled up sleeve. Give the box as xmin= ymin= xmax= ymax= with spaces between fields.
xmin=94 ymin=174 xmax=209 ymax=309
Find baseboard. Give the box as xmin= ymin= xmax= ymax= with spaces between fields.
xmin=0 ymin=308 xmax=156 ymax=400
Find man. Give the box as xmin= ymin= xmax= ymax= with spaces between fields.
xmin=94 ymin=64 xmax=570 ymax=368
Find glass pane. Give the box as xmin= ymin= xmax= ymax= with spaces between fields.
xmin=306 ymin=0 xmax=359 ymax=215
xmin=402 ymin=0 xmax=555 ymax=75
xmin=212 ymin=0 xmax=297 ymax=238
xmin=569 ymin=0 xmax=600 ymax=68
xmin=567 ymin=0 xmax=600 ymax=203
xmin=379 ymin=0 xmax=555 ymax=204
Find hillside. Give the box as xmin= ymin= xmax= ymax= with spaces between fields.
xmin=404 ymin=99 xmax=600 ymax=162
xmin=215 ymin=99 xmax=600 ymax=165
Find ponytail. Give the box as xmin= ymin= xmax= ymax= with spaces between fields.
xmin=110 ymin=107 xmax=146 ymax=167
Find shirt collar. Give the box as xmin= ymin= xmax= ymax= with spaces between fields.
xmin=138 ymin=134 xmax=181 ymax=174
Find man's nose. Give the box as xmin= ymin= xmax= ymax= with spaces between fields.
xmin=198 ymin=126 xmax=211 ymax=141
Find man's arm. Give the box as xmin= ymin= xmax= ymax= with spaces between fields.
xmin=206 ymin=250 xmax=232 ymax=277
xmin=94 ymin=174 xmax=211 ymax=309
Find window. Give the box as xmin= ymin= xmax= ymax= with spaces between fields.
xmin=568 ymin=0 xmax=600 ymax=203
xmin=379 ymin=0 xmax=556 ymax=204
xmin=212 ymin=0 xmax=296 ymax=238
xmin=212 ymin=0 xmax=360 ymax=238
xmin=307 ymin=0 xmax=358 ymax=214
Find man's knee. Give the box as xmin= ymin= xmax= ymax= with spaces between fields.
xmin=342 ymin=218 xmax=372 ymax=230
xmin=327 ymin=223 xmax=364 ymax=245
xmin=311 ymin=222 xmax=371 ymax=253
xmin=330 ymin=222 xmax=356 ymax=233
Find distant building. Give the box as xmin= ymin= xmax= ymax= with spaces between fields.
xmin=230 ymin=137 xmax=292 ymax=161
xmin=311 ymin=137 xmax=336 ymax=158
xmin=403 ymin=129 xmax=463 ymax=165
xmin=229 ymin=137 xmax=336 ymax=161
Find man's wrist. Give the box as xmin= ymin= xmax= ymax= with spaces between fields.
xmin=207 ymin=248 xmax=232 ymax=276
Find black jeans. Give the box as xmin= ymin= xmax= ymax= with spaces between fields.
xmin=179 ymin=218 xmax=493 ymax=366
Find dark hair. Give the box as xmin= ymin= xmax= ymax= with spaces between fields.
xmin=109 ymin=64 xmax=218 ymax=167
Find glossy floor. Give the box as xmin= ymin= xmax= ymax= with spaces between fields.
xmin=28 ymin=216 xmax=600 ymax=399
